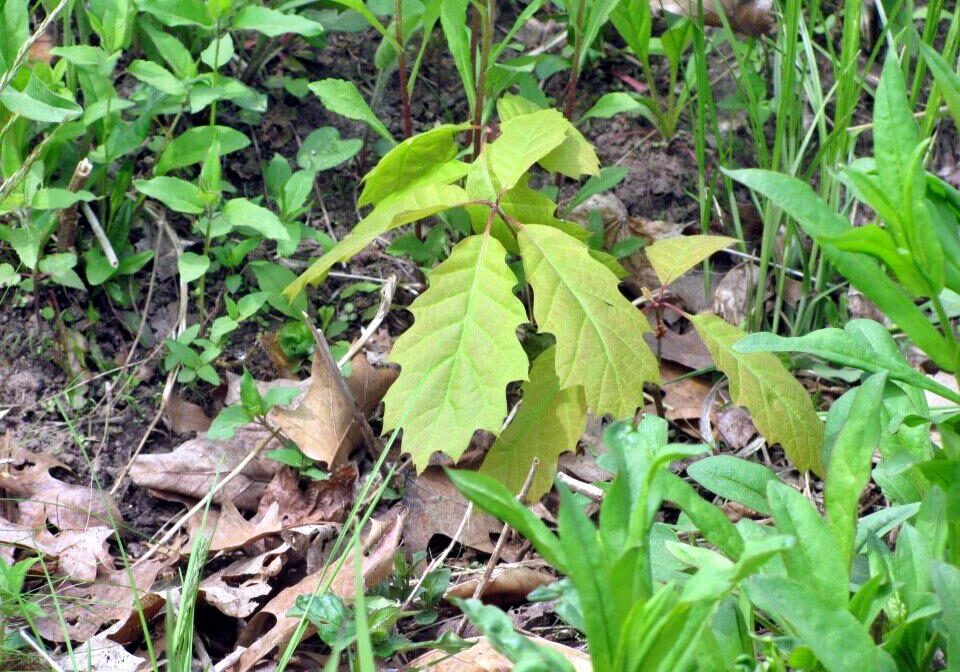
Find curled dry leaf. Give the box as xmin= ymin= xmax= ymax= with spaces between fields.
xmin=200 ymin=543 xmax=290 ymax=618
xmin=647 ymin=327 xmax=714 ymax=371
xmin=36 ymin=561 xmax=167 ymax=642
xmin=401 ymin=466 xmax=506 ymax=556
xmin=129 ymin=426 xmax=283 ymax=511
xmin=258 ymin=464 xmax=357 ymax=528
xmin=232 ymin=509 xmax=406 ymax=672
xmin=713 ymin=263 xmax=760 ymax=327
xmin=715 ymin=406 xmax=758 ymax=449
xmin=445 ymin=565 xmax=556 ymax=605
xmin=652 ymin=0 xmax=775 ymax=36
xmin=407 ymin=636 xmax=592 ymax=672
xmin=57 ymin=629 xmax=146 ymax=672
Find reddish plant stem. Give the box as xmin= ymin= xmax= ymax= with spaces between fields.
xmin=472 ymin=0 xmax=494 ymax=159
xmin=561 ymin=0 xmax=587 ymax=121
xmin=395 ymin=0 xmax=413 ymax=140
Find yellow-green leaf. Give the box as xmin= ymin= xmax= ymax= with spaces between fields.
xmin=358 ymin=123 xmax=471 ymax=207
xmin=466 ymin=109 xmax=570 ymax=198
xmin=645 ymin=235 xmax=738 ymax=286
xmin=689 ymin=313 xmax=824 ymax=475
xmin=283 ymin=182 xmax=469 ymax=299
xmin=538 ymin=124 xmax=600 ymax=179
xmin=480 ymin=346 xmax=587 ymax=502
xmin=519 ymin=224 xmax=659 ymax=417
xmin=383 ymin=233 xmax=529 ymax=469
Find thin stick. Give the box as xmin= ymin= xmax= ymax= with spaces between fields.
xmin=56 ymin=158 xmax=92 ymax=251
xmin=81 ymin=202 xmax=119 ymax=268
xmin=133 ymin=427 xmax=280 ymax=566
xmin=455 ymin=458 xmax=539 ymax=635
xmin=18 ymin=628 xmax=66 ymax=672
xmin=337 ymin=275 xmax=396 ymax=368
xmin=556 ymin=472 xmax=604 ymax=502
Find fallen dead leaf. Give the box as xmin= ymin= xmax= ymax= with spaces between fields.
xmin=401 ymin=467 xmax=505 ymax=556
xmin=232 ymin=509 xmax=406 ymax=672
xmin=407 ymin=636 xmax=592 ymax=672
xmin=715 ymin=406 xmax=757 ymax=450
xmin=713 ymin=263 xmax=759 ymax=327
xmin=1 ymin=448 xmax=119 ymax=531
xmin=646 ymin=328 xmax=713 ymax=371
xmin=656 ymin=364 xmax=713 ymax=421
xmin=164 ymin=393 xmax=212 ymax=434
xmin=445 ymin=565 xmax=556 ymax=605
xmin=200 ymin=544 xmax=289 ymax=618
xmin=129 ymin=426 xmax=283 ymax=511
xmin=57 ymin=630 xmax=146 ymax=672
xmin=257 ymin=464 xmax=357 ymax=528
xmin=36 ymin=561 xmax=167 ymax=642
xmin=269 ymin=352 xmax=396 ymax=467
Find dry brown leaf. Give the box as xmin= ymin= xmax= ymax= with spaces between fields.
xmin=165 ymin=394 xmax=212 ymax=434
xmin=715 ymin=406 xmax=757 ymax=449
xmin=206 ymin=501 xmax=284 ymax=553
xmin=656 ymin=364 xmax=713 ymax=421
xmin=653 ymin=0 xmax=775 ymax=36
xmin=1 ymin=448 xmax=120 ymax=530
xmin=58 ymin=630 xmax=146 ymax=672
xmin=713 ymin=263 xmax=759 ymax=327
xmin=401 ymin=467 xmax=504 ymax=555
xmin=647 ymin=328 xmax=713 ymax=371
xmin=36 ymin=561 xmax=166 ymax=642
xmin=232 ymin=510 xmax=406 ymax=672
xmin=269 ymin=353 xmax=396 ymax=467
xmin=445 ymin=566 xmax=556 ymax=605
xmin=407 ymin=636 xmax=592 ymax=671
xmin=200 ymin=544 xmax=289 ymax=618
xmin=129 ymin=426 xmax=283 ymax=511
xmin=257 ymin=465 xmax=357 ymax=528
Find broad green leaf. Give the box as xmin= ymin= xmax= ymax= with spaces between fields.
xmin=359 ymin=123 xmax=470 ymax=207
xmin=140 ymin=21 xmax=196 ymax=79
xmin=873 ymin=53 xmax=921 ymax=222
xmin=49 ymin=45 xmax=119 ymax=74
xmin=155 ymin=126 xmax=250 ymax=175
xmin=135 ymin=176 xmax=205 ymax=214
xmin=221 ymin=198 xmax=289 ymax=242
xmin=309 ymin=78 xmax=394 ymax=143
xmin=480 ymin=346 xmax=587 ymax=502
xmin=766 ymin=480 xmax=848 ymax=608
xmin=128 ymin=59 xmax=187 ymax=96
xmin=735 ymin=319 xmax=960 ymax=405
xmin=135 ymin=0 xmax=212 ymax=27
xmin=579 ymin=92 xmax=645 ymax=124
xmin=496 ymin=93 xmax=542 ymax=121
xmin=689 ymin=313 xmax=824 ymax=475
xmin=467 ymin=109 xmax=570 ymax=198
xmin=661 ymin=473 xmax=745 ymax=559
xmin=0 ymin=0 xmax=28 ymax=73
xmin=438 ymin=0 xmax=475 ymax=110
xmin=330 ymin=0 xmax=396 ymax=46
xmin=931 ymin=561 xmax=960 ymax=667
xmin=557 ymin=485 xmax=618 ymax=671
xmin=745 ymin=576 xmax=897 ymax=672
xmin=207 ymin=405 xmax=252 ymax=440
xmin=724 ymin=168 xmax=953 ymax=369
xmin=538 ymin=124 xmax=601 ymax=179
xmin=0 ymin=73 xmax=82 ymax=123
xmin=31 ymin=188 xmax=96 ymax=210
xmin=200 ymin=33 xmax=234 ymax=71
xmin=178 ymin=252 xmax=210 ymax=283
xmin=447 ymin=469 xmax=568 ymax=572
xmin=920 ymin=43 xmax=960 ymax=131
xmin=645 ymin=235 xmax=738 ymax=286
xmin=611 ymin=0 xmax=651 ymax=60
xmin=232 ymin=6 xmax=324 ymax=36
xmin=297 ymin=127 xmax=362 ymax=173
xmin=519 ymin=224 xmax=659 ymax=417
xmin=284 ymin=183 xmax=469 ymax=298
xmin=686 ymin=455 xmax=777 ymax=515
xmin=824 ymin=372 xmax=886 ymax=568
xmin=383 ymin=233 xmax=528 ymax=468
